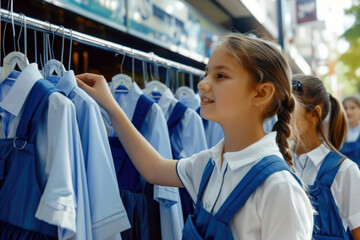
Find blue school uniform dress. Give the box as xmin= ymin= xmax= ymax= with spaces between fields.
xmin=0 ymin=78 xmax=58 ymax=239
xmin=340 ymin=125 xmax=360 ymax=166
xmin=48 ymin=71 xmax=131 ymax=239
xmin=311 ymin=151 xmax=349 ymax=239
xmin=0 ymin=64 xmax=90 ymax=240
xmin=182 ymin=155 xmax=301 ymax=240
xmin=294 ymin=143 xmax=360 ymax=240
xmin=177 ymin=132 xmax=314 ymax=240
xmin=105 ymin=82 xmax=183 ymax=240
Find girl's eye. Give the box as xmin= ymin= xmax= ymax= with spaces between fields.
xmin=218 ymin=73 xmax=226 ymax=79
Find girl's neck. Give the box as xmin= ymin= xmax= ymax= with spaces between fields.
xmin=222 ymin=124 xmax=266 ymax=153
xmin=294 ymin=137 xmax=322 ymax=156
xmin=349 ymin=120 xmax=360 ymax=129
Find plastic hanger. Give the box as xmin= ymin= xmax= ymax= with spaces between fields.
xmin=112 ymin=52 xmax=133 ymax=93
xmin=43 ymin=25 xmax=66 ymax=79
xmin=1 ymin=12 xmax=29 ymax=83
xmin=175 ymin=86 xmax=195 ymax=100
xmin=143 ymin=62 xmax=167 ymax=96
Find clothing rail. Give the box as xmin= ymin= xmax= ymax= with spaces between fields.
xmin=0 ymin=8 xmax=205 ymax=76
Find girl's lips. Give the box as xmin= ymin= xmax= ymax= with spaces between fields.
xmin=201 ymin=96 xmax=214 ymax=105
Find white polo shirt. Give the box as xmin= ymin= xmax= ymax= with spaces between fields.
xmin=294 ymin=143 xmax=360 ymax=231
xmin=177 ymin=132 xmax=314 ymax=240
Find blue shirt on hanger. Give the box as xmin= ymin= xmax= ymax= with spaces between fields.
xmin=0 ymin=64 xmax=90 ymax=240
xmin=155 ymin=88 xmax=207 ymax=159
xmin=177 ymin=91 xmax=223 ymax=148
xmin=50 ymin=71 xmax=131 ymax=239
xmin=105 ymin=81 xmax=183 ymax=240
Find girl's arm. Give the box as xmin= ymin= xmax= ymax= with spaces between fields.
xmin=76 ymin=73 xmax=182 ymax=187
xmin=352 ymin=227 xmax=360 ymax=240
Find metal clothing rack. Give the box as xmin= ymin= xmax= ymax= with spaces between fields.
xmin=0 ymin=8 xmax=205 ymax=76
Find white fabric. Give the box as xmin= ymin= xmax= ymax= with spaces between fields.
xmin=177 ymin=132 xmax=314 ymax=240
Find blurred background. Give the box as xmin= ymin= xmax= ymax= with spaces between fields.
xmin=1 ymin=0 xmax=359 ymax=98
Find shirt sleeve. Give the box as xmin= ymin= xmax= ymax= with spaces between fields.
xmin=332 ymin=159 xmax=360 ymax=230
xmin=34 ymin=93 xmax=85 ymax=239
xmin=176 ymin=150 xmax=211 ymax=203
xmin=73 ymin=90 xmax=131 ymax=239
xmin=140 ymin=104 xmax=179 ymax=204
xmin=177 ymin=109 xmax=207 ymax=158
xmin=256 ymin=171 xmax=314 ymax=240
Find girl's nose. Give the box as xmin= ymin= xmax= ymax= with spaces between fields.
xmin=198 ymin=77 xmax=211 ymax=92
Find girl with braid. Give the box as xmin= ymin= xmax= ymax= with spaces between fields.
xmin=76 ymin=33 xmax=313 ymax=240
xmin=291 ymin=74 xmax=360 ymax=239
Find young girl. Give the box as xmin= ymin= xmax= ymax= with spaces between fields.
xmin=291 ymin=74 xmax=360 ymax=239
xmin=76 ymin=33 xmax=313 ymax=239
xmin=341 ymin=96 xmax=360 ymax=166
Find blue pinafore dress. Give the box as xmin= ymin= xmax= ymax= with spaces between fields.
xmin=108 ymin=94 xmax=161 ymax=240
xmin=310 ymin=151 xmax=350 ymax=240
xmin=0 ymin=79 xmax=59 ymax=239
xmin=167 ymin=102 xmax=194 ymax=223
xmin=340 ymin=136 xmax=360 ymax=167
xmin=182 ymin=155 xmax=301 ymax=240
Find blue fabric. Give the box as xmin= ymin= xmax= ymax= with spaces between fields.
xmin=310 ymin=151 xmax=349 ymax=240
xmin=50 ymin=72 xmax=131 ymax=239
xmin=168 ymin=102 xmax=194 ymax=223
xmin=0 ymin=65 xmax=87 ymax=239
xmin=168 ymin=102 xmax=188 ymax=151
xmin=109 ymin=94 xmax=161 ymax=240
xmin=195 ymin=107 xmax=223 ymax=148
xmin=340 ymin=136 xmax=360 ymax=167
xmin=0 ymin=79 xmax=59 ymax=239
xmin=182 ymin=155 xmax=300 ymax=240
xmin=109 ymin=82 xmax=183 ymax=240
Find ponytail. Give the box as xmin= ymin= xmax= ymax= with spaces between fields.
xmin=327 ymin=93 xmax=347 ymax=150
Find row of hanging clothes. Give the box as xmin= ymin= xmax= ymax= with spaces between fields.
xmin=0 ymin=7 xmax=224 ymax=240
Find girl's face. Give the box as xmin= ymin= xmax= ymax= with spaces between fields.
xmin=343 ymin=100 xmax=360 ymax=126
xmin=197 ymin=48 xmax=256 ymax=126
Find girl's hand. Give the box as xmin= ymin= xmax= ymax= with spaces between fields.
xmin=76 ymin=73 xmax=117 ymax=111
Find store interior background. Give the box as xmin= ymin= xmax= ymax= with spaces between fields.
xmin=0 ymin=0 xmax=355 ymax=95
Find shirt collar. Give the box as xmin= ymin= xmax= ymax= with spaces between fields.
xmin=56 ymin=70 xmax=76 ymax=96
xmin=0 ymin=63 xmax=42 ymax=116
xmin=223 ymin=132 xmax=281 ymax=171
xmin=156 ymin=88 xmax=176 ymax=117
xmin=304 ymin=142 xmax=330 ymax=167
xmin=209 ymin=138 xmax=225 ymax=168
xmin=110 ymin=81 xmax=142 ymax=120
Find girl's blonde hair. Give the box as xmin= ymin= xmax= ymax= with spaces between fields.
xmin=216 ymin=33 xmax=295 ymax=169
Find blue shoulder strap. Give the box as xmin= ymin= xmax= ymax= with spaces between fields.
xmin=196 ymin=159 xmax=215 ymax=201
xmin=132 ymin=94 xmax=154 ymax=129
xmin=215 ymin=155 xmax=299 ymax=223
xmin=16 ymin=79 xmax=60 ymax=142
xmin=315 ymin=151 xmax=343 ymax=187
xmin=167 ymin=101 xmax=187 ymax=137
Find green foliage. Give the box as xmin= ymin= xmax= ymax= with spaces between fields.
xmin=339 ymin=1 xmax=360 ymax=86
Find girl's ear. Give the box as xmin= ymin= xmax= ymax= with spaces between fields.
xmin=253 ymin=82 xmax=275 ymax=109
xmin=312 ymin=105 xmax=322 ymax=123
